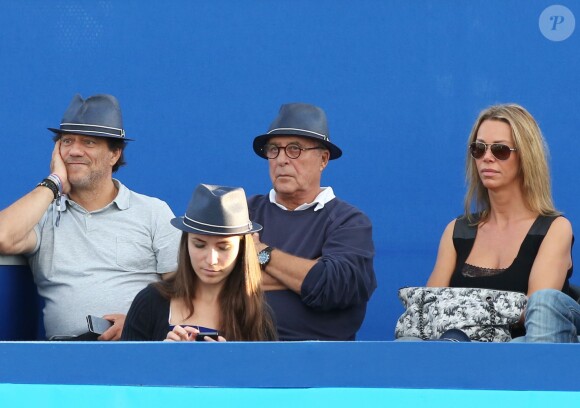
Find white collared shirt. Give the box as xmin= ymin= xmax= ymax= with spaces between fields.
xmin=268 ymin=187 xmax=336 ymax=211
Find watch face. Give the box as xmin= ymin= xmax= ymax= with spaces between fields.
xmin=258 ymin=250 xmax=270 ymax=265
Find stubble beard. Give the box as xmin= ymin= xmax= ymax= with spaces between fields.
xmin=68 ymin=166 xmax=109 ymax=192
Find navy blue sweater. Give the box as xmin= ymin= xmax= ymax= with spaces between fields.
xmin=248 ymin=194 xmax=376 ymax=340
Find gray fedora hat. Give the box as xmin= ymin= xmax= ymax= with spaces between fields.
xmin=171 ymin=184 xmax=262 ymax=235
xmin=253 ymin=103 xmax=342 ymax=160
xmin=48 ymin=94 xmax=133 ymax=141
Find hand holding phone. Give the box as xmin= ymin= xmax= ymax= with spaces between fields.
xmin=195 ymin=331 xmax=220 ymax=341
xmin=86 ymin=315 xmax=113 ymax=335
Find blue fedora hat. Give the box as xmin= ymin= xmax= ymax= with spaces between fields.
xmin=48 ymin=94 xmax=133 ymax=141
xmin=171 ymin=184 xmax=262 ymax=235
xmin=253 ymin=103 xmax=342 ymax=160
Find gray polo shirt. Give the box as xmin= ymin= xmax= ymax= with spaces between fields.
xmin=27 ymin=180 xmax=181 ymax=339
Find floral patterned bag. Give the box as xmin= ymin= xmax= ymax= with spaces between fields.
xmin=395 ymin=287 xmax=527 ymax=342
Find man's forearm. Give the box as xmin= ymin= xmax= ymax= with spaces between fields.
xmin=0 ymin=187 xmax=53 ymax=254
xmin=263 ymin=248 xmax=317 ymax=294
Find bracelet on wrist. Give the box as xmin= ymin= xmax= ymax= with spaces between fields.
xmin=37 ymin=178 xmax=59 ymax=200
xmin=47 ymin=173 xmax=63 ymax=195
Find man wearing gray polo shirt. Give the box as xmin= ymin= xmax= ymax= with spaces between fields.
xmin=0 ymin=94 xmax=180 ymax=340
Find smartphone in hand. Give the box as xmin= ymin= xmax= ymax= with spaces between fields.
xmin=86 ymin=315 xmax=113 ymax=335
xmin=195 ymin=331 xmax=220 ymax=341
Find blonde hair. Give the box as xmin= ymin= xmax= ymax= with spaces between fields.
xmin=464 ymin=104 xmax=560 ymax=223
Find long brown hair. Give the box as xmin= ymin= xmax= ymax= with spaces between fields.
xmin=155 ymin=233 xmax=277 ymax=341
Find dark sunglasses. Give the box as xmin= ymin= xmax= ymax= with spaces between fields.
xmin=469 ymin=142 xmax=517 ymax=161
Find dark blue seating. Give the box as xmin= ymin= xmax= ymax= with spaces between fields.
xmin=0 ymin=255 xmax=43 ymax=340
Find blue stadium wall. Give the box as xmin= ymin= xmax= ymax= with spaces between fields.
xmin=1 ymin=1 xmax=579 ymax=405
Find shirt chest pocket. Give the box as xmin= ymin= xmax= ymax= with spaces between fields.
xmin=116 ymin=237 xmax=153 ymax=271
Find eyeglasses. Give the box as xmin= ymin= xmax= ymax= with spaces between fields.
xmin=469 ymin=142 xmax=517 ymax=161
xmin=262 ymin=143 xmax=323 ymax=159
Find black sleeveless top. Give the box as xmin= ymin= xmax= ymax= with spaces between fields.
xmin=450 ymin=214 xmax=573 ymax=296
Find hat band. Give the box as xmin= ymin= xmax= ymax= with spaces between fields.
xmin=60 ymin=123 xmax=126 ymax=138
xmin=183 ymin=215 xmax=253 ymax=235
xmin=268 ymin=127 xmax=328 ymax=141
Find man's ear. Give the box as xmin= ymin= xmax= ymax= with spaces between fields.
xmin=320 ymin=149 xmax=330 ymax=170
xmin=110 ymin=148 xmax=122 ymax=166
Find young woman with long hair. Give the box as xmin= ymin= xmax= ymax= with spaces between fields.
xmin=122 ymin=184 xmax=277 ymax=341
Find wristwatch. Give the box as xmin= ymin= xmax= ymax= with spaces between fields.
xmin=258 ymin=246 xmax=274 ymax=269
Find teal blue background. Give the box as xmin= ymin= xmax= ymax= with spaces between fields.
xmin=1 ymin=385 xmax=580 ymax=408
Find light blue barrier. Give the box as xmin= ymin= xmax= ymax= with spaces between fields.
xmin=1 ymin=341 xmax=579 ymax=391
xmin=1 ymin=385 xmax=579 ymax=408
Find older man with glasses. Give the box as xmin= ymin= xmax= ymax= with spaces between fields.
xmin=249 ymin=103 xmax=376 ymax=341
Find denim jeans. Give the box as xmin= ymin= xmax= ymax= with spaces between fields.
xmin=520 ymin=289 xmax=580 ymax=343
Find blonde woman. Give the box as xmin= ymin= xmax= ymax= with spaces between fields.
xmin=427 ymin=104 xmax=574 ymax=339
